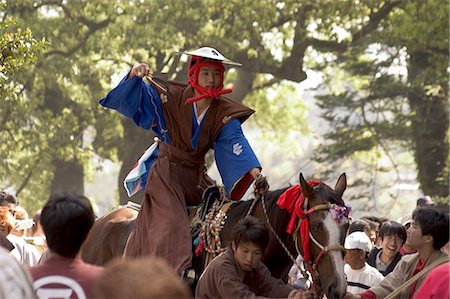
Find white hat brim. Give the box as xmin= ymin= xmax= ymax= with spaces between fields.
xmin=181 ymin=47 xmax=242 ymax=67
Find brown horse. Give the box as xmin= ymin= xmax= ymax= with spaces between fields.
xmin=81 ymin=173 xmax=349 ymax=298
xmin=81 ymin=202 xmax=138 ymax=265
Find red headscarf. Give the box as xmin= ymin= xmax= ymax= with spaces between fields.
xmin=186 ymin=56 xmax=232 ymax=104
xmin=277 ymin=180 xmax=322 ymax=262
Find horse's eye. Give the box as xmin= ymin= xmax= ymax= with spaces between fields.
xmin=310 ymin=223 xmax=320 ymax=233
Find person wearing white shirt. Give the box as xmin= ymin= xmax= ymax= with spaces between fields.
xmin=344 ymin=231 xmax=384 ymax=294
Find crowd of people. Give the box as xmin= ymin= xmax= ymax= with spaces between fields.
xmin=1 ymin=46 xmax=449 ymax=298
xmin=1 ymin=189 xmax=448 ymax=299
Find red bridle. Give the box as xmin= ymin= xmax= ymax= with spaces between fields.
xmin=277 ymin=181 xmax=349 ymax=296
xmin=293 ymin=202 xmax=347 ymax=295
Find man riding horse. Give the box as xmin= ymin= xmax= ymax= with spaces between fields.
xmin=99 ymin=46 xmax=267 ymax=277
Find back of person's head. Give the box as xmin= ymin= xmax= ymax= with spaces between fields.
xmin=416 ymin=195 xmax=436 ymax=207
xmin=360 ymin=216 xmax=382 ymax=229
xmin=40 ymin=193 xmax=95 ymax=257
xmin=94 ymin=257 xmax=191 ymax=299
xmin=348 ymin=219 xmax=371 ymax=236
xmin=0 ymin=191 xmax=18 ymax=207
xmin=232 ymin=216 xmax=269 ymax=251
xmin=379 ymin=221 xmax=407 ymax=244
xmin=412 ymin=207 xmax=449 ymax=250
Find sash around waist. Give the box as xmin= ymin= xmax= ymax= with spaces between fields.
xmin=158 ymin=142 xmax=205 ymax=168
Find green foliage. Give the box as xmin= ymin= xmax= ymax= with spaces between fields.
xmin=0 ymin=4 xmax=48 ymax=212
xmin=3 ymin=0 xmax=441 ymax=214
xmin=315 ymin=0 xmax=449 ymax=203
xmin=245 ymin=78 xmax=309 ymax=157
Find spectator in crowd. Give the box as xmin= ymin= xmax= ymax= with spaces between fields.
xmin=344 ymin=231 xmax=384 ymax=294
xmin=94 ymin=256 xmax=192 ymax=298
xmin=288 ymin=255 xmax=310 ymax=290
xmin=0 ymin=191 xmax=40 ymax=266
xmin=397 ymin=215 xmax=416 ymax=255
xmin=0 ymin=246 xmax=37 ymax=299
xmin=29 ymin=193 xmax=103 ymax=299
xmin=345 ymin=207 xmax=449 ymax=299
xmin=367 ymin=221 xmax=406 ymax=276
xmin=10 ymin=206 xmax=33 ymax=237
xmin=348 ymin=219 xmax=371 ymax=238
xmin=196 ymin=216 xmax=313 ymax=299
xmin=25 ymin=211 xmax=47 ymax=255
xmin=416 ymin=195 xmax=435 ymax=207
xmin=360 ymin=216 xmax=380 ymax=246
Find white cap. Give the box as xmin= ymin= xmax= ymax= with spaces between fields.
xmin=182 ymin=47 xmax=242 ymax=66
xmin=345 ymin=231 xmax=372 ymax=252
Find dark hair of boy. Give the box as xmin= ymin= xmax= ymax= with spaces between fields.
xmin=40 ymin=193 xmax=95 ymax=257
xmin=379 ymin=221 xmax=407 ymax=244
xmin=232 ymin=216 xmax=269 ymax=251
xmin=412 ymin=207 xmax=449 ymax=250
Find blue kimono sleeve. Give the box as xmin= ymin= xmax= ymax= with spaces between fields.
xmin=99 ymin=73 xmax=170 ymax=142
xmin=214 ymin=119 xmax=261 ymax=200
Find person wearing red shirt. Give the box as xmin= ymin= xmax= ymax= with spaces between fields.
xmin=29 ymin=194 xmax=103 ymax=299
xmin=345 ymin=207 xmax=449 ymax=299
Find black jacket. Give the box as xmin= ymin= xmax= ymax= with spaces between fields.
xmin=367 ymin=247 xmax=403 ymax=276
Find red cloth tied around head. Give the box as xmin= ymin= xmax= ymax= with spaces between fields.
xmin=186 ymin=57 xmax=232 ymax=104
xmin=277 ymin=180 xmax=322 ymax=262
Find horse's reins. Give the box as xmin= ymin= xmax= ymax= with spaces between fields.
xmin=256 ymin=186 xmax=348 ymax=296
xmin=293 ymin=199 xmax=347 ymax=296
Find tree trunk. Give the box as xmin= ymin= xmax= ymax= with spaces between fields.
xmin=50 ymin=158 xmax=84 ymax=195
xmin=230 ymin=69 xmax=255 ymax=103
xmin=408 ymin=51 xmax=449 ymax=197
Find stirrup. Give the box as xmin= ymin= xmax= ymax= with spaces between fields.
xmin=180 ymin=268 xmax=197 ymax=286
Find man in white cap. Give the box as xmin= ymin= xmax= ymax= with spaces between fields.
xmin=99 ymin=47 xmax=265 ymax=276
xmin=344 ymin=231 xmax=384 ymax=294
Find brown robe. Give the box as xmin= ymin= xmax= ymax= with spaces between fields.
xmin=123 ymin=81 xmax=255 ymax=273
xmin=195 ymin=248 xmax=294 ymax=299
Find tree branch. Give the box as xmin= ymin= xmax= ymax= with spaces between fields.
xmin=308 ymin=1 xmax=402 ymax=53
xmin=15 ymin=168 xmax=34 ymax=197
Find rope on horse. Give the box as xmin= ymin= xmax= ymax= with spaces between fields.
xmin=194 ymin=187 xmax=231 ymax=267
xmin=258 ymin=193 xmax=302 ymax=270
xmin=384 ymin=257 xmax=449 ymax=299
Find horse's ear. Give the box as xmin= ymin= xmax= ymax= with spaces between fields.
xmin=334 ymin=173 xmax=347 ymax=198
xmin=299 ymin=173 xmax=314 ymax=200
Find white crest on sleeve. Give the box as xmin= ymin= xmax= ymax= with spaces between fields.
xmin=160 ymin=93 xmax=168 ymax=103
xmin=233 ymin=143 xmax=243 ymax=156
xmin=222 ymin=116 xmax=231 ymax=124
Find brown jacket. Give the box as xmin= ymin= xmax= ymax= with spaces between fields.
xmin=154 ymin=81 xmax=254 ymax=157
xmin=196 ymin=248 xmax=294 ymax=299
xmin=369 ymin=250 xmax=448 ymax=299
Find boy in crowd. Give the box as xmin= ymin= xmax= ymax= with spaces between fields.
xmin=367 ymin=221 xmax=406 ymax=275
xmin=29 ymin=194 xmax=103 ymax=299
xmin=344 ymin=231 xmax=384 ymax=293
xmin=345 ymin=207 xmax=449 ymax=299
xmin=196 ymin=216 xmax=313 ymax=299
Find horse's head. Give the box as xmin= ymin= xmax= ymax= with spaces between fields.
xmin=296 ymin=173 xmax=350 ymax=299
